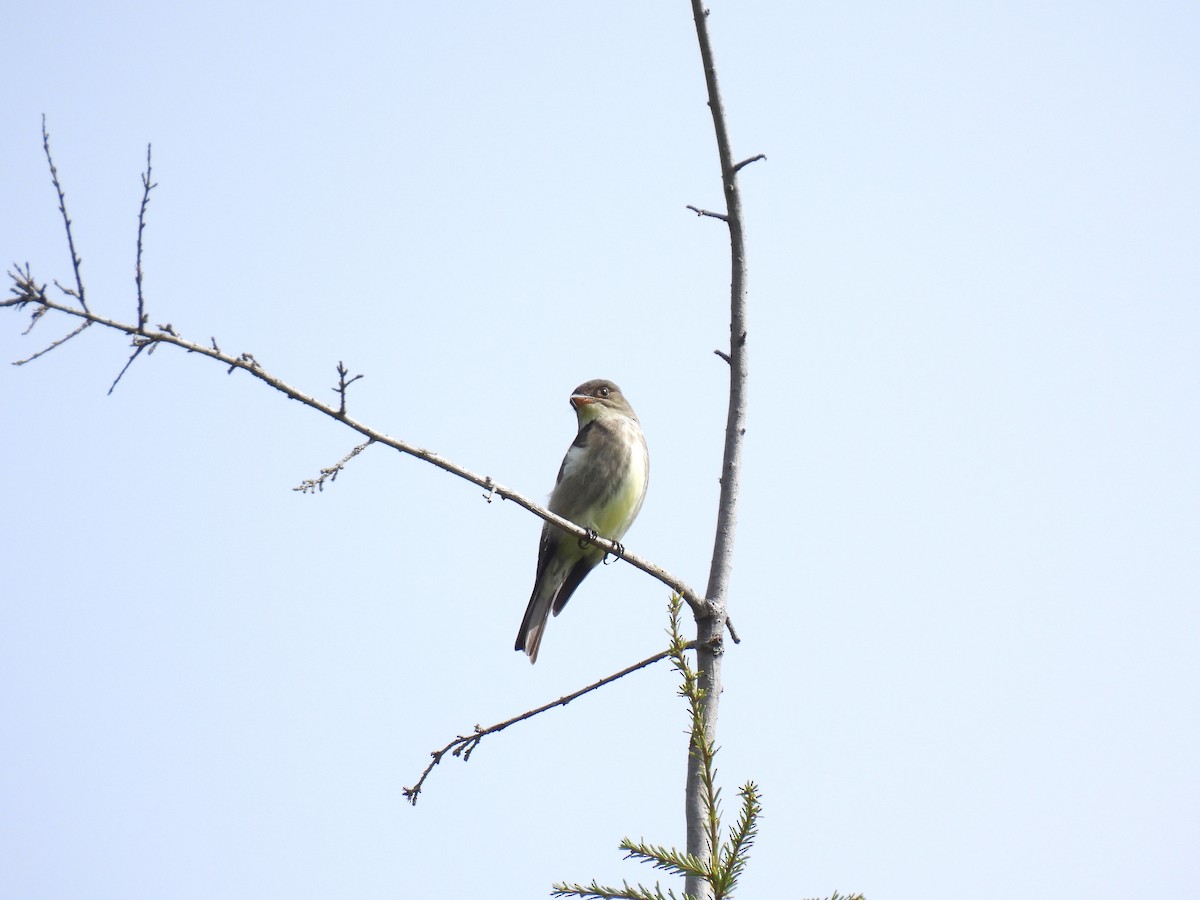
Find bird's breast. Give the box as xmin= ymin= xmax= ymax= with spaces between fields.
xmin=592 ymin=419 xmax=649 ymax=541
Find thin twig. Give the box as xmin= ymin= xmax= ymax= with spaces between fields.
xmin=108 ymin=343 xmax=147 ymax=394
xmin=12 ymin=318 xmax=90 ymax=365
xmin=135 ymin=144 xmax=156 ymax=334
xmin=42 ymin=116 xmax=88 ymax=314
xmin=20 ymin=304 xmax=48 ymax=336
xmin=403 ymin=645 xmax=686 ymax=804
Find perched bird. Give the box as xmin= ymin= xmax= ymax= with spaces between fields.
xmin=515 ymin=379 xmax=650 ymax=664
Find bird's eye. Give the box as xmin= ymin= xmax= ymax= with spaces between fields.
xmin=598 ymin=386 xmax=610 ymax=398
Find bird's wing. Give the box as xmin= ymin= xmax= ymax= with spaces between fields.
xmin=549 ymin=418 xmax=634 ymax=524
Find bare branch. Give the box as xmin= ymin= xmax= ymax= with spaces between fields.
xmin=403 ymin=645 xmax=684 ymax=804
xmin=3 ymin=281 xmax=710 ymax=617
xmin=42 ymin=116 xmax=88 ymax=314
xmin=686 ymin=1 xmax=755 ymax=895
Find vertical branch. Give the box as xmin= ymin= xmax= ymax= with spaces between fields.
xmin=135 ymin=144 xmax=156 ymax=333
xmin=692 ymin=10 xmax=751 ymax=614
xmin=686 ymin=3 xmax=754 ymax=898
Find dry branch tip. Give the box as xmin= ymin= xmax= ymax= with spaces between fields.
xmin=731 ymin=153 xmax=767 ymax=175
xmin=686 ymin=204 xmax=729 ymax=222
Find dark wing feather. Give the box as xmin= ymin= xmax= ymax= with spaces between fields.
xmin=549 ymin=419 xmax=633 ymax=523
xmin=551 ymin=555 xmax=602 ymax=616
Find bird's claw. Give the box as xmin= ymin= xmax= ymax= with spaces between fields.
xmin=603 ymin=540 xmax=625 ymax=565
xmin=577 ymin=528 xmax=601 ymax=551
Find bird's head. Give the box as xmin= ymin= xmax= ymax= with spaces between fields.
xmin=569 ymin=379 xmax=638 ymax=424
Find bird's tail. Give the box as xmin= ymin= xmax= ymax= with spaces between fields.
xmin=515 ymin=587 xmax=554 ymax=664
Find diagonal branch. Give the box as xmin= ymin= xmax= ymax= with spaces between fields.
xmin=403 ymin=644 xmax=683 ymax=804
xmin=3 ymin=273 xmax=710 ymax=618
xmin=13 ymin=317 xmax=91 ymax=366
xmin=293 ymin=439 xmax=374 ymax=493
xmin=107 ymin=342 xmax=148 ymax=394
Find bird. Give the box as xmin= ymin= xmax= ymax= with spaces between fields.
xmin=515 ymin=379 xmax=650 ymax=664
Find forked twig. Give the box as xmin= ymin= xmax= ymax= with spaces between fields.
xmin=334 ymin=360 xmax=364 ymax=416
xmin=294 ymin=439 xmax=375 ymax=493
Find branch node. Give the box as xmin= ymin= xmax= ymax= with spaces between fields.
xmin=228 ymin=352 xmax=260 ymax=374
xmin=7 ymin=265 xmax=92 ymax=365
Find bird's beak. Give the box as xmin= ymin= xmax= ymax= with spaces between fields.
xmin=570 ymin=394 xmax=595 ymax=410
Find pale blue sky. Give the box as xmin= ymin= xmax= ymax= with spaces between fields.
xmin=3 ymin=2 xmax=1198 ymax=898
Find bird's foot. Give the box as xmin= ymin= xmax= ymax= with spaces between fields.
xmin=577 ymin=528 xmax=601 ymax=551
xmin=603 ymin=540 xmax=626 ymax=564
